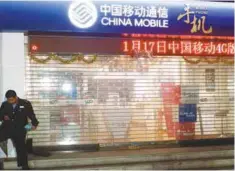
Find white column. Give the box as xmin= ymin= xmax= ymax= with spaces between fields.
xmin=0 ymin=33 xmax=25 ymax=103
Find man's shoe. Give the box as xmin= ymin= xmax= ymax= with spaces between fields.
xmin=0 ymin=160 xmax=4 ymax=170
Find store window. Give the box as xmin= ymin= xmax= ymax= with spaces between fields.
xmin=25 ymin=35 xmax=234 ymax=146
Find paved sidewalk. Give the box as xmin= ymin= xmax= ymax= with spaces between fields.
xmin=26 ymin=145 xmax=233 ymax=161
xmin=3 ymin=145 xmax=234 ymax=170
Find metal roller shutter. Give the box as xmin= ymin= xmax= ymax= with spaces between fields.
xmin=25 ymin=36 xmax=234 ymax=147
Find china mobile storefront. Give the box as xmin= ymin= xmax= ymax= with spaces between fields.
xmin=0 ymin=0 xmax=234 ymax=148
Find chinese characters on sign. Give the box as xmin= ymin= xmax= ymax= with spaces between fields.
xmin=100 ymin=4 xmax=169 ymax=28
xmin=177 ymin=4 xmax=212 ymax=34
xmin=122 ymin=40 xmax=234 ymax=56
xmin=179 ymin=104 xmax=197 ymax=123
xmin=181 ymin=85 xmax=199 ymax=104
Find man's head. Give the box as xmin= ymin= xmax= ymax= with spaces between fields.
xmin=5 ymin=90 xmax=18 ymax=104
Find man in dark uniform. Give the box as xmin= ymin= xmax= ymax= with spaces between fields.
xmin=0 ymin=90 xmax=39 ymax=170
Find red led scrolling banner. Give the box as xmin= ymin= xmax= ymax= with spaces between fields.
xmin=122 ymin=39 xmax=234 ymax=57
xmin=29 ymin=35 xmax=234 ymax=57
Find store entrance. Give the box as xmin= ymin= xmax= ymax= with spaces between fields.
xmin=25 ymin=35 xmax=234 ymax=147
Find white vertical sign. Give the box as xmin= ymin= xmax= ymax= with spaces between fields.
xmin=181 ymin=85 xmax=199 ymax=104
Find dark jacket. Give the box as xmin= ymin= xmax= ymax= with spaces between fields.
xmin=0 ymin=98 xmax=39 ymax=131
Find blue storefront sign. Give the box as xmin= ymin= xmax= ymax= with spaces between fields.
xmin=179 ymin=104 xmax=197 ymax=123
xmin=0 ymin=1 xmax=233 ymax=36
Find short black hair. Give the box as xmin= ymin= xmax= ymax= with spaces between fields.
xmin=5 ymin=90 xmax=17 ymax=98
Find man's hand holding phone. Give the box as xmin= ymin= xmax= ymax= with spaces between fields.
xmin=24 ymin=123 xmax=37 ymax=131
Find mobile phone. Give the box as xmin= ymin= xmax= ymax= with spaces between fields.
xmin=24 ymin=124 xmax=32 ymax=131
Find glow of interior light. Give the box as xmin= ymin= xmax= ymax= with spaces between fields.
xmin=138 ymin=57 xmax=145 ymax=60
xmin=68 ymin=122 xmax=77 ymax=126
xmin=58 ymin=138 xmax=76 ymax=145
xmin=62 ymin=83 xmax=72 ymax=92
xmin=41 ymin=77 xmax=51 ymax=83
xmin=83 ymin=55 xmax=90 ymax=60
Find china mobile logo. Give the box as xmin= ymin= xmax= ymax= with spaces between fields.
xmin=68 ymin=1 xmax=97 ymax=29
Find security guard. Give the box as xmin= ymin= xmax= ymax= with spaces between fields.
xmin=0 ymin=90 xmax=39 ymax=170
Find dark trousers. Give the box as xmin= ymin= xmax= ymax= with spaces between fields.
xmin=0 ymin=125 xmax=28 ymax=167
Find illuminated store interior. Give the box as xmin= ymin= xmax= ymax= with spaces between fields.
xmin=26 ymin=34 xmax=234 ymax=146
